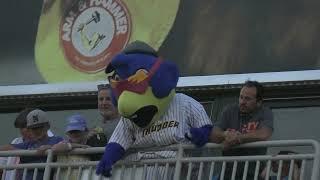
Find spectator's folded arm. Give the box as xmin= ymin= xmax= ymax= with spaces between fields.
xmin=70 ymin=143 xmax=90 ymax=148
xmin=210 ymin=127 xmax=226 ymax=144
xmin=52 ymin=142 xmax=72 ymax=153
xmin=238 ymin=126 xmax=272 ymax=144
xmin=0 ymin=144 xmax=17 ymax=151
xmin=37 ymin=145 xmax=53 ymax=155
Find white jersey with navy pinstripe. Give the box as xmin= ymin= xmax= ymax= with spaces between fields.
xmin=109 ymin=93 xmax=213 ymax=160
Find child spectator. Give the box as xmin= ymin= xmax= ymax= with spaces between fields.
xmin=1 ymin=108 xmax=55 ymax=180
xmin=52 ymin=114 xmax=107 ymax=180
xmin=260 ymin=151 xmax=301 ymax=180
xmin=52 ymin=114 xmax=107 ymax=160
xmin=0 ymin=109 xmax=63 ymax=180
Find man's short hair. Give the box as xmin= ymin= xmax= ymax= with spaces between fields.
xmin=243 ymin=80 xmax=264 ymax=101
xmin=97 ymin=84 xmax=110 ymax=92
xmin=14 ymin=108 xmax=36 ymax=128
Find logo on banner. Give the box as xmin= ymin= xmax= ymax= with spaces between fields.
xmin=60 ymin=0 xmax=131 ymax=73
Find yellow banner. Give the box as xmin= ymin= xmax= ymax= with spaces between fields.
xmin=35 ymin=0 xmax=180 ymax=83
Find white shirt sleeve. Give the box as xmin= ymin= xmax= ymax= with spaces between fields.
xmin=47 ymin=130 xmax=54 ymax=137
xmin=10 ymin=137 xmax=23 ymax=144
xmin=184 ymin=94 xmax=213 ymax=128
xmin=108 ymin=117 xmax=135 ymax=150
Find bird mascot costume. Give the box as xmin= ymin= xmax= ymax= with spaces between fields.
xmin=96 ymin=41 xmax=213 ymax=179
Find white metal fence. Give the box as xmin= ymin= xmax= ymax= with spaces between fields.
xmin=0 ymin=139 xmax=319 ymax=180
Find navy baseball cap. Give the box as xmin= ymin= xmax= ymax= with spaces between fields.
xmin=65 ymin=114 xmax=88 ymax=132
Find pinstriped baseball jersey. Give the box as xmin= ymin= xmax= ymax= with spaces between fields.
xmin=109 ymin=93 xmax=213 ymax=160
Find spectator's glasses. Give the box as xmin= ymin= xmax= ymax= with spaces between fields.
xmin=108 ymin=58 xmax=162 ymax=98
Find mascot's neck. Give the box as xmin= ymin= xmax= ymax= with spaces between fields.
xmin=151 ymin=91 xmax=176 ymax=123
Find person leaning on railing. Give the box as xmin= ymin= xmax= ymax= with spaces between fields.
xmin=210 ymin=80 xmax=274 ymax=180
xmin=51 ymin=114 xmax=107 ymax=160
xmin=0 ymin=109 xmax=63 ymax=180
xmin=0 ymin=108 xmax=55 ymax=180
xmin=51 ymin=114 xmax=107 ymax=180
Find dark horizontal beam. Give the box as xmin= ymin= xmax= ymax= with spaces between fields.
xmin=0 ymin=80 xmax=320 ymax=113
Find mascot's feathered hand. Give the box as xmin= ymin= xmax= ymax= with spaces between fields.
xmin=185 ymin=125 xmax=213 ymax=147
xmin=96 ymin=143 xmax=124 ymax=177
xmin=96 ymin=41 xmax=179 ymax=177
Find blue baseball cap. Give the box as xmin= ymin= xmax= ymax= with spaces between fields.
xmin=65 ymin=114 xmax=88 ymax=132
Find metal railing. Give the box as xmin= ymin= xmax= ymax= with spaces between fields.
xmin=0 ymin=139 xmax=319 ymax=180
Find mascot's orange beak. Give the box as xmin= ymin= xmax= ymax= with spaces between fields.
xmin=127 ymin=69 xmax=148 ymax=83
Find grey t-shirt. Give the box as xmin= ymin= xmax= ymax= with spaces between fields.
xmin=102 ymin=118 xmax=120 ymax=141
xmin=216 ymin=103 xmax=273 ymax=133
xmin=216 ymin=103 xmax=274 ymax=179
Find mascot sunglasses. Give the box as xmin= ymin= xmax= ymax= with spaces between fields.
xmin=108 ymin=58 xmax=162 ymax=98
